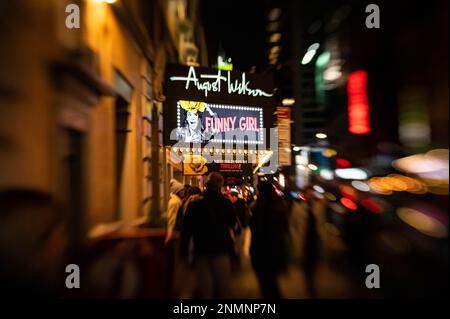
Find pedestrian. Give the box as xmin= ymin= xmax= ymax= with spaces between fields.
xmin=250 ymin=181 xmax=289 ymax=299
xmin=175 ymin=186 xmax=203 ymax=232
xmin=227 ymin=190 xmax=251 ymax=269
xmin=180 ymin=172 xmax=238 ymax=299
xmin=165 ymin=179 xmax=186 ymax=245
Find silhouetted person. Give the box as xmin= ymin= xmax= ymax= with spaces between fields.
xmin=165 ymin=179 xmax=186 ymax=245
xmin=227 ymin=190 xmax=250 ymax=270
xmin=250 ymin=181 xmax=289 ymax=299
xmin=180 ymin=173 xmax=237 ymax=298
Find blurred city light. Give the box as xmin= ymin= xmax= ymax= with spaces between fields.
xmin=282 ymin=98 xmax=295 ymax=106
xmin=351 ymin=180 xmax=370 ymax=192
xmin=323 ymin=65 xmax=342 ymax=81
xmin=320 ymin=169 xmax=334 ymax=180
xmin=340 ymin=185 xmax=358 ymax=201
xmin=279 ymin=173 xmax=286 ymax=188
xmin=301 ymin=43 xmax=320 ymax=65
xmin=340 ymin=197 xmax=358 ymax=210
xmin=324 ymin=192 xmax=337 ymax=201
xmin=315 ymin=133 xmax=327 ymax=139
xmin=269 ymin=33 xmax=282 ymax=43
xmin=335 ymin=168 xmax=368 ymax=180
xmin=361 ymin=198 xmax=385 ymax=214
xmin=322 ymin=149 xmax=337 ymax=157
xmin=316 ymin=51 xmax=330 ymax=68
xmin=313 ymin=185 xmax=325 ymax=193
xmin=347 ymin=70 xmax=370 ymax=134
xmin=336 ymin=158 xmax=351 ymax=168
xmin=397 ymin=207 xmax=448 ymax=239
xmin=393 ymin=149 xmax=449 ymax=180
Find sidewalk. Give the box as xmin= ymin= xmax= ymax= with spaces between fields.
xmin=173 ymin=200 xmax=363 ymax=299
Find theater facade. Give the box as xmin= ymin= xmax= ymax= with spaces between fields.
xmin=163 ymin=64 xmax=278 ymax=188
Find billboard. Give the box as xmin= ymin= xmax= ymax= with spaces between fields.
xmin=164 ymin=64 xmax=275 ymax=147
xmin=175 ymin=100 xmax=263 ymax=145
xmin=164 ymin=64 xmax=276 ymax=175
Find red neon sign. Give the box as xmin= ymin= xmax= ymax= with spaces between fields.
xmin=347 ymin=71 xmax=370 ymax=134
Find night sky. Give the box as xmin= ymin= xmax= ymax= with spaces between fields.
xmin=199 ymin=0 xmax=269 ymax=72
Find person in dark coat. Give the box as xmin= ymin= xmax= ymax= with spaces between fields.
xmin=180 ymin=172 xmax=238 ymax=298
xmin=250 ymin=181 xmax=289 ymax=299
xmin=227 ymin=190 xmax=251 ymax=270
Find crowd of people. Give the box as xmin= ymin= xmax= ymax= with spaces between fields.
xmin=164 ymin=172 xmax=318 ymax=299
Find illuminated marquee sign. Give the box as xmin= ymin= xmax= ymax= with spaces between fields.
xmin=164 ymin=64 xmax=275 ymax=147
xmin=176 ymin=100 xmax=264 ymax=145
xmin=170 ymin=66 xmax=274 ymax=98
xmin=182 ymin=154 xmax=253 ymax=176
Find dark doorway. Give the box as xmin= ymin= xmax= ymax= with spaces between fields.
xmin=62 ymin=128 xmax=84 ymax=249
xmin=115 ymin=96 xmax=131 ymax=221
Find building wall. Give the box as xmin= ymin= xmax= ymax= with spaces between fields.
xmin=0 ymin=0 xmax=58 ymax=193
xmin=83 ymin=1 xmax=148 ymax=228
xmin=0 ymin=0 xmax=208 ymax=239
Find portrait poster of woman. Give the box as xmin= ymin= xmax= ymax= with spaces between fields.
xmin=176 ymin=100 xmax=218 ymax=143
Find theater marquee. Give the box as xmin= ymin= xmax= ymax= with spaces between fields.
xmin=164 ymin=64 xmax=276 ymax=176
xmin=175 ymin=101 xmax=264 ymax=145
xmin=164 ymin=64 xmax=274 ymax=147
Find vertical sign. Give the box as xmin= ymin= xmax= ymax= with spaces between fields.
xmin=348 ymin=71 xmax=370 ymax=134
xmin=277 ymin=107 xmax=292 ymax=166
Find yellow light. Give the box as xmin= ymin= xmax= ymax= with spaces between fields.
xmin=282 ymin=98 xmax=295 ymax=106
xmin=270 ymin=46 xmax=281 ymax=56
xmin=322 ymin=149 xmax=337 ymax=157
xmin=269 ymin=33 xmax=282 ymax=43
xmin=385 ymin=176 xmax=408 ymax=191
xmin=368 ymin=177 xmax=393 ymax=195
xmin=397 ymin=207 xmax=448 ymax=239
xmin=94 ymin=0 xmax=117 ymax=3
